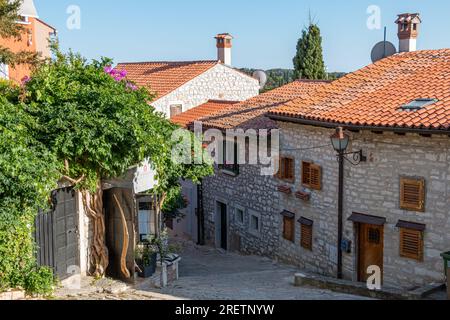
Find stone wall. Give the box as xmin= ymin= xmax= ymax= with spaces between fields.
xmin=202 ymin=164 xmax=281 ymax=258
xmin=202 ymin=122 xmax=450 ymax=289
xmin=278 ymin=122 xmax=450 ymax=289
xmin=152 ymin=64 xmax=259 ymax=117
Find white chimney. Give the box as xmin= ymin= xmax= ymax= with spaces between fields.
xmin=215 ymin=33 xmax=233 ymax=66
xmin=395 ymin=13 xmax=421 ymax=53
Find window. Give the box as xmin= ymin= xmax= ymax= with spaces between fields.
xmin=302 ymin=161 xmax=322 ymax=190
xmin=219 ymin=139 xmax=239 ymax=175
xmin=138 ymin=202 xmax=155 ymax=241
xmin=401 ymin=23 xmax=408 ymax=31
xmin=400 ymin=177 xmax=425 ymax=212
xmin=368 ymin=228 xmax=381 ymax=244
xmin=413 ymin=23 xmax=417 ymax=31
xmin=401 ymin=99 xmax=438 ymax=111
xmin=281 ymin=211 xmax=295 ymax=242
xmin=277 ymin=156 xmax=295 ymax=182
xmin=235 ymin=207 xmax=244 ymax=225
xmin=0 ymin=64 xmax=9 ymax=80
xmin=399 ymin=228 xmax=424 ymax=261
xmin=299 ymin=217 xmax=313 ymax=251
xmin=249 ymin=211 xmax=261 ymax=236
xmin=170 ymin=104 xmax=183 ymax=118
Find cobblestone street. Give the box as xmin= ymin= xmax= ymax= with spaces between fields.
xmin=57 ymin=241 xmax=369 ymax=300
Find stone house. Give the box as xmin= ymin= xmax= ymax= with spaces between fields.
xmin=117 ymin=33 xmax=259 ymax=119
xmin=187 ymin=80 xmax=329 ymax=252
xmin=193 ymin=14 xmax=450 ymax=290
xmin=0 ymin=0 xmax=56 ymax=82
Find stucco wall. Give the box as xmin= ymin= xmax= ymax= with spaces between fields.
xmin=151 ymin=64 xmax=259 ymax=117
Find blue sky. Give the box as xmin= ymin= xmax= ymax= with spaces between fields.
xmin=35 ymin=0 xmax=450 ymax=72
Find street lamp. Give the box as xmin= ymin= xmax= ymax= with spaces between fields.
xmin=330 ymin=127 xmax=366 ymax=280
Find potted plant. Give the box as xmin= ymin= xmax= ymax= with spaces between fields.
xmin=135 ymin=243 xmax=157 ymax=278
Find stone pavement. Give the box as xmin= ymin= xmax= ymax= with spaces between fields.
xmin=56 ymin=240 xmax=370 ymax=300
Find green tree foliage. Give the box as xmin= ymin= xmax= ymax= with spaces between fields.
xmin=0 ymin=80 xmax=59 ymax=295
xmin=0 ymin=0 xmax=40 ymax=68
xmin=293 ymin=23 xmax=326 ymax=80
xmin=21 ymin=49 xmax=212 ymax=276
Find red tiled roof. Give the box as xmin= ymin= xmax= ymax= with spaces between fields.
xmin=195 ymin=80 xmax=330 ymax=131
xmin=171 ymin=100 xmax=239 ymax=128
xmin=269 ymin=49 xmax=450 ymax=132
xmin=116 ymin=60 xmax=219 ymax=100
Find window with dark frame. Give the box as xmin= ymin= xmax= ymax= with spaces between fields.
xmin=277 ymin=156 xmax=295 ymax=182
xmin=400 ymin=177 xmax=425 ymax=212
xmin=302 ymin=161 xmax=322 ymax=190
xmin=219 ymin=139 xmax=239 ymax=175
xmin=235 ymin=208 xmax=244 ymax=225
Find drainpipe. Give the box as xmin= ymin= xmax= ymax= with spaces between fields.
xmin=337 ymin=150 xmax=344 ymax=279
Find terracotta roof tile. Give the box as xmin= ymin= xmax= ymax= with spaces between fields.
xmin=116 ymin=60 xmax=219 ymax=100
xmin=171 ymin=100 xmax=239 ymax=128
xmin=195 ymin=80 xmax=330 ymax=131
xmin=269 ymin=49 xmax=450 ymax=131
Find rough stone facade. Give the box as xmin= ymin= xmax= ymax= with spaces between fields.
xmin=202 ymin=163 xmax=281 ymax=258
xmin=152 ymin=64 xmax=259 ymax=117
xmin=203 ymin=122 xmax=450 ymax=289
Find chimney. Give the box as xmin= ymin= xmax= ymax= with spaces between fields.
xmin=215 ymin=33 xmax=233 ymax=66
xmin=395 ymin=13 xmax=422 ymax=52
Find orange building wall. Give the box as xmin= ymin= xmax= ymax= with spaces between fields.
xmin=0 ymin=18 xmax=38 ymax=82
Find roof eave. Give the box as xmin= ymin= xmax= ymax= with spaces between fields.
xmin=268 ymin=114 xmax=450 ymax=135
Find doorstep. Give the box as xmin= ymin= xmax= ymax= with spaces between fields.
xmin=294 ymin=272 xmax=445 ymax=300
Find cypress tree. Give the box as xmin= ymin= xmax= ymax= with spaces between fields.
xmin=293 ymin=23 xmax=326 ymax=80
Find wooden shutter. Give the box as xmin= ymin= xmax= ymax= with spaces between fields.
xmin=399 ymin=228 xmax=424 ymax=261
xmin=302 ymin=161 xmax=311 ymax=186
xmin=400 ymin=178 xmax=425 ymax=212
xmin=310 ymin=164 xmax=322 ymax=190
xmin=278 ymin=157 xmax=295 ymax=182
xmin=300 ymin=224 xmax=313 ymax=250
xmin=283 ymin=216 xmax=295 ymax=242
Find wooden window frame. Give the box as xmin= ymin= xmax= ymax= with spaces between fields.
xmin=400 ymin=177 xmax=425 ymax=212
xmin=276 ymin=156 xmax=295 ymax=183
xmin=300 ymin=219 xmax=313 ymax=251
xmin=169 ymin=104 xmax=183 ymax=118
xmin=399 ymin=228 xmax=424 ymax=262
xmin=302 ymin=161 xmax=322 ymax=190
xmin=283 ymin=216 xmax=295 ymax=242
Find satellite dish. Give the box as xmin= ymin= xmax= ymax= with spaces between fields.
xmin=252 ymin=70 xmax=268 ymax=90
xmin=371 ymin=41 xmax=397 ymax=63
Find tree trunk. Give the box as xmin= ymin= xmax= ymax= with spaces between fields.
xmin=81 ymin=182 xmax=109 ymax=277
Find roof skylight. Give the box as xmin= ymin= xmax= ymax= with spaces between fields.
xmin=400 ymin=98 xmax=438 ymax=111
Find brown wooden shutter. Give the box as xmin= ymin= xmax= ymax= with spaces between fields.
xmin=400 ymin=178 xmax=425 ymax=212
xmin=275 ymin=156 xmax=282 ymax=179
xmin=300 ymin=224 xmax=313 ymax=250
xmin=286 ymin=158 xmax=294 ymax=182
xmin=302 ymin=161 xmax=311 ymax=186
xmin=310 ymin=164 xmax=322 ymax=190
xmin=283 ymin=216 xmax=295 ymax=242
xmin=399 ymin=228 xmax=424 ymax=261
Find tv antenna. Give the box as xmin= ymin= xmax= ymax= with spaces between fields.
xmin=371 ymin=27 xmax=397 ymax=63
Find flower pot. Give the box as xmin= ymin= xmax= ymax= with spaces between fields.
xmin=137 ymin=252 xmax=157 ymax=278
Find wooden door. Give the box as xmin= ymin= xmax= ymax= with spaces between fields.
xmin=358 ymin=223 xmax=384 ymax=283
